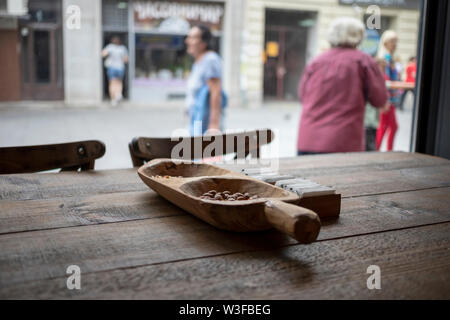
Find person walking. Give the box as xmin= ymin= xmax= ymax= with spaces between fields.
xmin=185 ymin=25 xmax=227 ymax=136
xmin=297 ymin=17 xmax=389 ymax=155
xmin=102 ymin=36 xmax=128 ymax=106
xmin=376 ymin=30 xmax=400 ymax=151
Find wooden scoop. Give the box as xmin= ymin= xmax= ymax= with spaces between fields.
xmin=138 ymin=159 xmax=321 ymax=244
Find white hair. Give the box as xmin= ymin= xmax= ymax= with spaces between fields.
xmin=327 ymin=17 xmax=366 ymax=48
xmin=377 ymin=30 xmax=398 ymax=59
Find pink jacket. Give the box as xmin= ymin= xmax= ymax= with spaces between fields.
xmin=298 ymin=48 xmax=388 ymax=152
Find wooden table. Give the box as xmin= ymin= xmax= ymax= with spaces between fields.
xmin=1 ymin=152 xmax=450 ymax=299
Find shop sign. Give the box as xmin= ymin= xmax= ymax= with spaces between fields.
xmin=133 ymin=1 xmax=224 ymax=33
xmin=339 ymin=0 xmax=421 ymax=10
xmin=266 ymin=42 xmax=279 ymax=58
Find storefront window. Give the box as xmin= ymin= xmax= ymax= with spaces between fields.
xmin=131 ymin=0 xmax=224 ymax=101
xmin=135 ymin=34 xmax=192 ymax=84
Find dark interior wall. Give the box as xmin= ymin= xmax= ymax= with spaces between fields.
xmin=0 ymin=29 xmax=21 ymax=101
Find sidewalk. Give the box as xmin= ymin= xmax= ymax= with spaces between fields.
xmin=0 ymin=100 xmax=413 ymax=170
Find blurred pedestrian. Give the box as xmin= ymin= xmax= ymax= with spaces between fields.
xmin=399 ymin=56 xmax=417 ymax=110
xmin=365 ymin=58 xmax=388 ymax=151
xmin=376 ymin=30 xmax=400 ymax=151
xmin=102 ymin=36 xmax=128 ymax=106
xmin=185 ymin=25 xmax=227 ymax=136
xmin=297 ymin=17 xmax=389 ymax=155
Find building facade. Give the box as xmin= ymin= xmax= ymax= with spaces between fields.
xmin=0 ymin=0 xmax=421 ymax=107
xmin=241 ymin=0 xmax=421 ymax=107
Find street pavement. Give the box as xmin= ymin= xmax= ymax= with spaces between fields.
xmin=0 ymin=99 xmax=413 ymax=170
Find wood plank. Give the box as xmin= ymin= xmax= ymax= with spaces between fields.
xmin=303 ymin=164 xmax=450 ymax=198
xmin=0 ymin=190 xmax=180 ymax=234
xmin=2 ymin=222 xmax=450 ymax=299
xmin=1 ymin=164 xmax=448 ymax=204
xmin=0 ymin=169 xmax=143 ymax=201
xmin=319 ymin=187 xmax=450 ymax=239
xmin=227 ymin=151 xmax=450 ymax=173
xmin=1 ymin=164 xmax=449 ymax=234
xmin=1 ymin=187 xmax=449 ymax=288
xmin=1 ymin=152 xmax=448 ymax=202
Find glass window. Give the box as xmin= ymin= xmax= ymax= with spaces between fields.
xmin=33 ymin=30 xmax=50 ymax=83
xmin=0 ymin=0 xmax=6 ymax=12
xmin=102 ymin=0 xmax=129 ymax=32
xmin=264 ymin=9 xmax=318 ymax=100
xmin=134 ymin=33 xmax=223 ymax=81
xmin=135 ymin=34 xmax=191 ymax=81
xmin=27 ymin=0 xmax=61 ymax=23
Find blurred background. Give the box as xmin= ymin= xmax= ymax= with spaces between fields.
xmin=0 ymin=0 xmax=422 ymax=169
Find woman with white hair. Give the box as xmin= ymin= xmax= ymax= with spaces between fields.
xmin=297 ymin=17 xmax=389 ymax=154
xmin=375 ymin=30 xmax=400 ymax=151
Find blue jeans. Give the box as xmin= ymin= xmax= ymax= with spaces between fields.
xmin=107 ymin=68 xmax=125 ymax=80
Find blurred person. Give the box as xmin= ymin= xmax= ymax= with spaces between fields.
xmin=365 ymin=58 xmax=388 ymax=151
xmin=399 ymin=56 xmax=417 ymax=110
xmin=102 ymin=36 xmax=128 ymax=106
xmin=297 ymin=17 xmax=389 ymax=155
xmin=376 ymin=30 xmax=400 ymax=151
xmin=185 ymin=25 xmax=227 ymax=136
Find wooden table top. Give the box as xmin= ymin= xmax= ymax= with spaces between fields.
xmin=1 ymin=152 xmax=449 ymax=299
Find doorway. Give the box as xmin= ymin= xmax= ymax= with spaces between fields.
xmin=263 ymin=9 xmax=317 ymax=101
xmin=19 ymin=0 xmax=64 ymax=100
xmin=102 ymin=32 xmax=129 ymax=100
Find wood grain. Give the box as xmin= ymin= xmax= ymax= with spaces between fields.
xmin=0 ymin=168 xmax=142 ymax=201
xmin=1 ymin=182 xmax=449 ymax=237
xmin=1 ymin=152 xmax=449 ymax=202
xmin=1 ymin=153 xmax=448 ymax=234
xmin=280 ymin=164 xmax=450 ymax=197
xmin=1 ymin=152 xmax=449 ymax=299
xmin=0 ymin=190 xmax=180 ymax=235
xmin=2 ymin=222 xmax=449 ymax=299
xmin=1 ymin=187 xmax=449 ymax=289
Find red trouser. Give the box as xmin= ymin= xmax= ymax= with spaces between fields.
xmin=376 ymin=105 xmax=398 ymax=151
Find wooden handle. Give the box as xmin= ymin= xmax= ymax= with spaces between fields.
xmin=264 ymin=200 xmax=321 ymax=244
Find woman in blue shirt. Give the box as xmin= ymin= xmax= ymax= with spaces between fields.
xmin=185 ymin=25 xmax=226 ymax=136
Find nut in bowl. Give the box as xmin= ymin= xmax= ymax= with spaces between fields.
xmin=200 ymin=190 xmax=259 ymax=201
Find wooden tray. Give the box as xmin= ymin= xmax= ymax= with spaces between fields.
xmin=138 ymin=159 xmax=322 ymax=244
